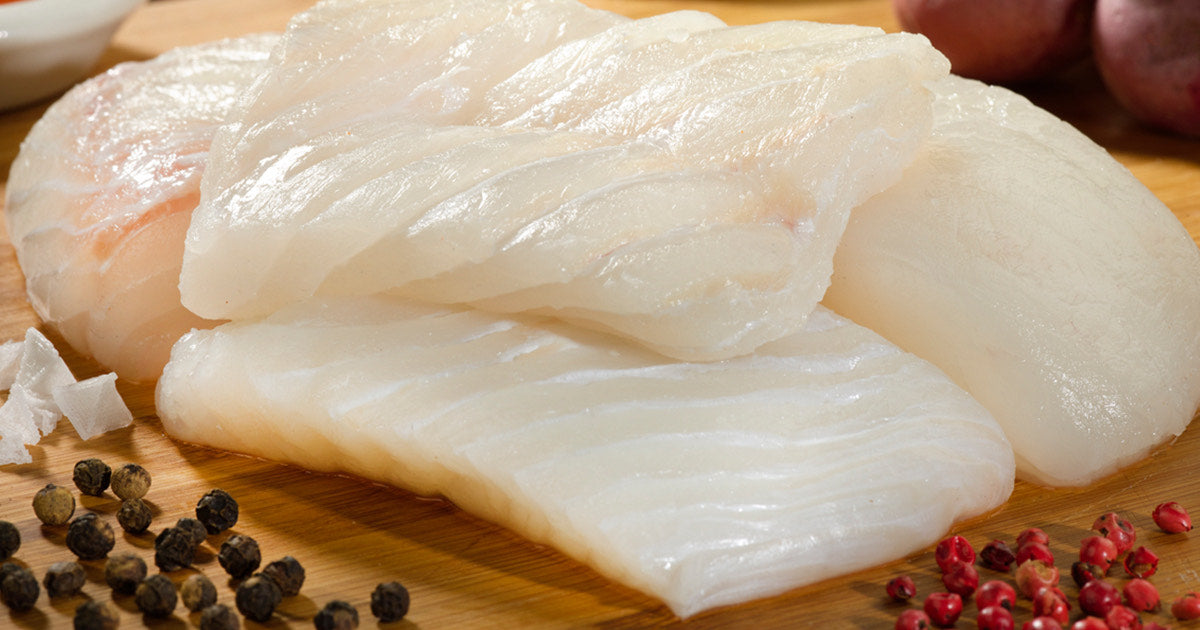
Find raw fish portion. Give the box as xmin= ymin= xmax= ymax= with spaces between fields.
xmin=823 ymin=76 xmax=1200 ymax=486
xmin=182 ymin=0 xmax=948 ymax=360
xmin=157 ymin=296 xmax=1014 ymax=617
xmin=4 ymin=35 xmax=279 ymax=382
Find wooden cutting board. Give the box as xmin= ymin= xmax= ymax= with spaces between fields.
xmin=2 ymin=0 xmax=1199 ymax=627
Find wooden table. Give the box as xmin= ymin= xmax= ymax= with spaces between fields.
xmin=2 ymin=1 xmax=1199 ymax=627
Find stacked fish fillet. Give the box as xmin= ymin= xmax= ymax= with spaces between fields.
xmin=6 ymin=0 xmax=1200 ymax=617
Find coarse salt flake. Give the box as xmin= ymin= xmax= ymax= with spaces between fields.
xmin=53 ymin=373 xmax=134 ymax=440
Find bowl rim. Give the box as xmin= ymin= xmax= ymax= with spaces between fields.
xmin=0 ymin=0 xmax=146 ymax=44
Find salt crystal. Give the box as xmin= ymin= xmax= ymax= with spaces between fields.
xmin=0 ymin=384 xmax=40 ymax=465
xmin=0 ymin=339 xmax=21 ymax=390
xmin=53 ymin=373 xmax=133 ymax=440
xmin=14 ymin=327 xmax=75 ymax=435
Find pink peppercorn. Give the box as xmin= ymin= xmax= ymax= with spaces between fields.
xmin=1023 ymin=618 xmax=1064 ymax=630
xmin=940 ymin=561 xmax=978 ymax=598
xmin=1122 ymin=546 xmax=1159 ymax=579
xmin=1070 ymin=618 xmax=1109 ymax=630
xmin=980 ymin=540 xmax=1017 ymax=572
xmin=1105 ymin=604 xmax=1143 ymax=630
xmin=895 ymin=608 xmax=932 ymax=630
xmin=1079 ymin=579 xmax=1122 ymax=617
xmin=1152 ymin=502 xmax=1192 ymax=534
xmin=934 ymin=535 xmax=975 ymax=573
xmin=977 ymin=580 xmax=1018 ymax=612
xmin=1017 ymin=528 xmax=1050 ymax=547
xmin=1172 ymin=592 xmax=1200 ymax=621
xmin=1093 ymin=512 xmax=1136 ymax=555
xmin=887 ymin=575 xmax=917 ymax=602
xmin=1079 ymin=535 xmax=1120 ymax=573
xmin=1016 ymin=541 xmax=1054 ymax=567
xmin=1032 ymin=586 xmax=1070 ymax=625
xmin=1015 ymin=560 xmax=1060 ymax=599
xmin=1071 ymin=561 xmax=1107 ymax=587
xmin=923 ymin=592 xmax=962 ymax=628
xmin=1123 ymin=578 xmax=1160 ymax=613
xmin=977 ymin=605 xmax=1015 ymax=630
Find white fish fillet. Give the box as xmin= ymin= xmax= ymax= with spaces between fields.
xmin=823 ymin=76 xmax=1200 ymax=486
xmin=181 ymin=0 xmax=948 ymax=360
xmin=3 ymin=35 xmax=279 ymax=382
xmin=157 ymin=296 xmax=1014 ymax=617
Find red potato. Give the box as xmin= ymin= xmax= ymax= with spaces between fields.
xmin=1093 ymin=0 xmax=1200 ymax=137
xmin=892 ymin=0 xmax=1094 ymax=83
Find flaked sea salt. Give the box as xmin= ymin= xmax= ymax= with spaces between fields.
xmin=53 ymin=373 xmax=133 ymax=440
xmin=0 ymin=328 xmax=133 ymax=464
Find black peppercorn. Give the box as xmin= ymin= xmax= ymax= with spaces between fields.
xmin=32 ymin=483 xmax=76 ymax=526
xmin=43 ymin=560 xmax=86 ymax=598
xmin=134 ymin=573 xmax=177 ymax=617
xmin=73 ymin=458 xmax=112 ymax=497
xmin=235 ymin=573 xmax=281 ymax=622
xmin=73 ymin=600 xmax=120 ymax=630
xmin=370 ymin=581 xmax=410 ymax=622
xmin=176 ymin=517 xmax=208 ymax=546
xmin=0 ymin=521 xmax=18 ymax=561
xmin=261 ymin=556 xmax=305 ymax=597
xmin=314 ymin=600 xmax=359 ymax=630
xmin=199 ymin=603 xmax=241 ymax=630
xmin=195 ymin=489 xmax=239 ymax=534
xmin=0 ymin=562 xmax=40 ymax=611
xmin=117 ymin=497 xmax=153 ymax=534
xmin=181 ymin=573 xmax=217 ymax=612
xmin=154 ymin=526 xmax=197 ymax=572
xmin=66 ymin=513 xmax=115 ymax=560
xmin=111 ymin=463 xmax=151 ymax=500
xmin=105 ymin=551 xmax=148 ymax=594
xmin=218 ymin=534 xmax=261 ymax=579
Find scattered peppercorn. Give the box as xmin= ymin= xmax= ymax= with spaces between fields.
xmin=235 ymin=573 xmax=282 ymax=622
xmin=979 ymin=539 xmax=1016 ymax=572
xmin=199 ymin=603 xmax=241 ymax=630
xmin=1123 ymin=545 xmax=1159 ymax=578
xmin=315 ymin=600 xmax=360 ymax=630
xmin=32 ymin=483 xmax=76 ymax=526
xmin=111 ymin=463 xmax=151 ymax=500
xmin=1092 ymin=511 xmax=1136 ymax=555
xmin=370 ymin=581 xmax=411 ymax=622
xmin=934 ymin=535 xmax=975 ymax=573
xmin=261 ymin=556 xmax=305 ymax=597
xmin=73 ymin=458 xmax=112 ymax=497
xmin=176 ymin=517 xmax=208 ymax=546
xmin=181 ymin=573 xmax=218 ymax=612
xmin=43 ymin=560 xmax=86 ymax=598
xmin=1172 ymin=592 xmax=1200 ymax=621
xmin=73 ymin=600 xmax=120 ymax=630
xmin=135 ymin=573 xmax=177 ymax=618
xmin=218 ymin=534 xmax=261 ymax=579
xmin=0 ymin=562 xmax=40 ymax=611
xmin=117 ymin=497 xmax=153 ymax=534
xmin=940 ymin=560 xmax=979 ymax=598
xmin=105 ymin=552 xmax=148 ymax=594
xmin=196 ymin=489 xmax=239 ymax=534
xmin=66 ymin=513 xmax=115 ymax=560
xmin=885 ymin=574 xmax=916 ymax=602
xmin=1153 ymin=501 xmax=1192 ymax=534
xmin=0 ymin=521 xmax=19 ymax=561
xmin=923 ymin=591 xmax=963 ymax=627
xmin=154 ymin=526 xmax=197 ymax=572
xmin=1123 ymin=577 xmax=1161 ymax=613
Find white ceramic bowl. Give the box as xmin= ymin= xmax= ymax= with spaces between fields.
xmin=0 ymin=0 xmax=146 ymax=111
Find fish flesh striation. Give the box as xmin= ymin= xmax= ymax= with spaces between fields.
xmin=181 ymin=0 xmax=948 ymax=360
xmin=823 ymin=76 xmax=1200 ymax=486
xmin=157 ymin=296 xmax=1014 ymax=617
xmin=4 ymin=35 xmax=280 ymax=381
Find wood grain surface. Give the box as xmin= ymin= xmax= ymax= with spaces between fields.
xmin=2 ymin=0 xmax=1199 ymax=628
